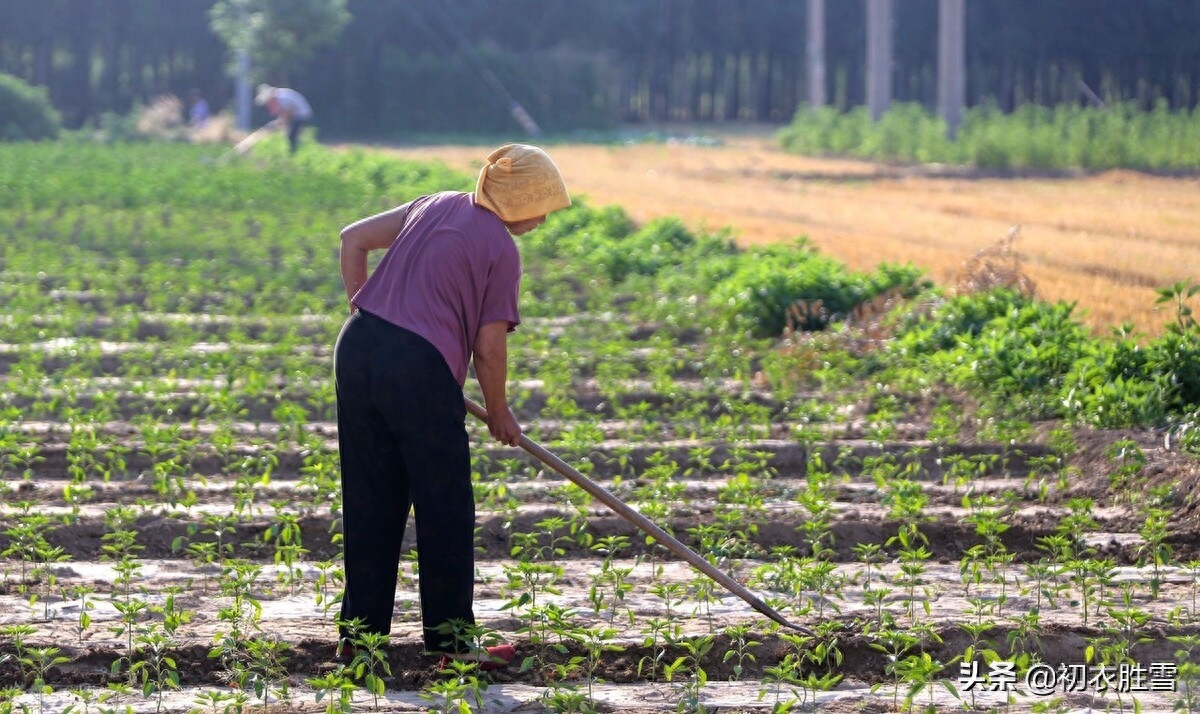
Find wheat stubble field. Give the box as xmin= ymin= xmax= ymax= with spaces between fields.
xmin=372 ymin=128 xmax=1200 ymax=337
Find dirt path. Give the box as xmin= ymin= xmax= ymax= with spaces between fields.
xmin=357 ymin=128 xmax=1200 ymax=336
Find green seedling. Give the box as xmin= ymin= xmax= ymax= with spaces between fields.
xmin=722 ymin=624 xmax=760 ymax=680
xmin=127 ymin=632 xmax=180 ymax=713
xmin=346 ymin=628 xmax=391 ymax=708
xmin=663 ymin=634 xmax=713 ymax=714
xmin=189 ymin=688 xmax=249 ymax=714
xmin=19 ymin=646 xmax=71 ymax=714
xmin=307 ymin=669 xmax=357 ymax=714
xmin=637 ymin=617 xmax=680 ymax=681
xmin=421 ymin=659 xmax=492 ymax=714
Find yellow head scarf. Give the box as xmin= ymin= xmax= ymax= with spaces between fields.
xmin=474 ymin=144 xmax=571 ymax=222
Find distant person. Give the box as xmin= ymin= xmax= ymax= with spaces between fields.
xmin=334 ymin=144 xmax=572 ymax=668
xmin=188 ymin=90 xmax=210 ymax=129
xmin=255 ymin=84 xmax=312 ymax=154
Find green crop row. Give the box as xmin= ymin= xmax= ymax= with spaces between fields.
xmin=779 ymin=100 xmax=1200 ymax=171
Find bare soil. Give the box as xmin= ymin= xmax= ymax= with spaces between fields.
xmin=5 ymin=363 xmax=1200 ymax=711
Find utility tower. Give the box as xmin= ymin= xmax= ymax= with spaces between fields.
xmin=937 ymin=0 xmax=966 ymax=137
xmin=236 ymin=50 xmax=251 ymax=131
xmin=866 ymin=0 xmax=893 ymax=121
xmin=807 ymin=0 xmax=826 ymax=107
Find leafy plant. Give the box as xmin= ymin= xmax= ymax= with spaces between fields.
xmin=306 ymin=669 xmax=357 ymax=714
xmin=0 ymin=72 xmax=61 ymax=141
xmin=127 ymin=633 xmax=180 ymax=713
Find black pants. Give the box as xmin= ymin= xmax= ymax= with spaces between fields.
xmin=287 ymin=119 xmax=307 ymax=153
xmin=334 ymin=310 xmax=476 ymax=652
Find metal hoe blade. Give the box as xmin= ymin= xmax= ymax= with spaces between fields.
xmin=465 ymin=397 xmax=812 ymax=635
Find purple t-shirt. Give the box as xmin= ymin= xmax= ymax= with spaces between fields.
xmin=352 ymin=191 xmax=521 ymax=384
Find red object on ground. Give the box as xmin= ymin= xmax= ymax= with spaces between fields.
xmin=439 ymin=644 xmax=517 ymax=672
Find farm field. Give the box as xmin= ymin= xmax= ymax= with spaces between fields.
xmin=1 ymin=140 xmax=1200 ymax=714
xmin=367 ymin=127 xmax=1200 ymax=338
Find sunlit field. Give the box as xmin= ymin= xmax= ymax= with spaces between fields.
xmin=1 ymin=138 xmax=1200 ymax=713
xmin=375 ymin=130 xmax=1200 ymax=339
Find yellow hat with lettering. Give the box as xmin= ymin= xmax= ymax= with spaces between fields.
xmin=474 ymin=144 xmax=571 ymax=222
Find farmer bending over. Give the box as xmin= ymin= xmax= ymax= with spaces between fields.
xmin=334 ymin=144 xmax=571 ymax=667
xmin=255 ymin=83 xmax=312 ymax=154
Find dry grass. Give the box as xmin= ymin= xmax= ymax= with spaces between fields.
xmin=353 ymin=129 xmax=1200 ymax=338
xmin=955 ymin=226 xmax=1036 ymax=298
xmin=135 ymin=94 xmax=245 ymax=146
xmin=189 ymin=112 xmax=243 ymax=145
xmin=134 ymin=94 xmax=187 ymax=140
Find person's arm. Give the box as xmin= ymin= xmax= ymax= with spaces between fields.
xmin=339 ymin=202 xmax=411 ymax=312
xmin=266 ymin=98 xmax=282 ymax=128
xmin=473 ymin=320 xmax=520 ymax=446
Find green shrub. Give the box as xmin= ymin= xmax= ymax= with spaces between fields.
xmin=888 ymin=289 xmax=1090 ymax=418
xmin=778 ymin=105 xmax=872 ymax=157
xmin=1145 ymin=281 xmax=1200 ymax=412
xmin=593 ymin=217 xmax=733 ymax=284
xmin=954 ymin=301 xmax=1089 ymax=409
xmin=523 ymin=203 xmax=635 ymax=264
xmin=1061 ymin=338 xmax=1166 ymax=427
xmin=711 ymin=243 xmax=924 ymax=337
xmin=0 ymin=72 xmax=61 ymax=141
xmin=891 ymin=287 xmax=1033 ymax=357
xmin=1146 ymin=328 xmax=1200 ymax=412
xmin=780 ymin=99 xmax=1200 ymax=171
xmin=529 ymin=213 xmax=736 ymax=289
xmin=861 ymin=103 xmax=953 ymax=164
xmin=1058 ymin=320 xmax=1200 ymax=428
xmin=886 ymin=282 xmax=1200 ymax=425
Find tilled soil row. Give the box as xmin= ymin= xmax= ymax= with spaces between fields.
xmin=1 ymin=621 xmax=1192 ymax=694
xmin=9 ymin=311 xmax=667 ymax=346
xmin=0 ymin=336 xmax=696 ymax=377
xmin=19 ymin=313 xmax=339 ymax=342
xmin=0 ymin=473 xmax=1108 ymax=517
xmin=5 ymin=508 xmax=1188 ymax=565
xmin=18 ymin=437 xmax=1049 ymax=484
xmin=5 ymin=384 xmax=780 ymax=423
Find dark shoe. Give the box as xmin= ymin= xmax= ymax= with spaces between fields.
xmin=438 ymin=644 xmax=517 ymax=672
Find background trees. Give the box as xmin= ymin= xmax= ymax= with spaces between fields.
xmin=0 ymin=73 xmax=61 ymax=141
xmin=208 ymin=0 xmax=350 ymax=84
xmin=1 ymin=0 xmax=1197 ymax=137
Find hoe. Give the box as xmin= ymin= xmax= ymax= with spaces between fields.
xmin=231 ymin=121 xmax=277 ymax=156
xmin=466 ymin=397 xmax=812 ymax=635
xmin=207 ymin=121 xmax=277 ymax=163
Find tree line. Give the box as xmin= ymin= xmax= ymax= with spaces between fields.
xmin=2 ymin=0 xmax=1198 ymax=137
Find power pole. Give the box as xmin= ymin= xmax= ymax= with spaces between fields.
xmin=866 ymin=0 xmax=893 ymax=121
xmin=937 ymin=0 xmax=966 ymax=138
xmin=807 ymin=0 xmax=826 ymax=107
xmin=236 ymin=49 xmax=252 ymax=131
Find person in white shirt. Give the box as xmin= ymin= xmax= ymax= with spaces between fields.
xmin=256 ymin=84 xmax=313 ymax=154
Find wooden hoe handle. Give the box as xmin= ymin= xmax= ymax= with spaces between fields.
xmin=464 ymin=396 xmax=811 ymax=634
